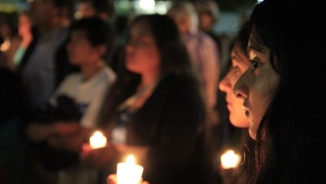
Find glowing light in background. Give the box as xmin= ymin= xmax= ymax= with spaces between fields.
xmin=155 ymin=1 xmax=171 ymax=14
xmin=139 ymin=0 xmax=155 ymax=10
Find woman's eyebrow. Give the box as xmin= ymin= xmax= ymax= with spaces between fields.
xmin=247 ymin=44 xmax=267 ymax=55
xmin=247 ymin=45 xmax=253 ymax=56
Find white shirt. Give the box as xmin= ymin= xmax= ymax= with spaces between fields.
xmin=50 ymin=66 xmax=116 ymax=128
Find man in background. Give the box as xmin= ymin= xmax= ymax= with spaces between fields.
xmin=18 ymin=0 xmax=77 ymax=111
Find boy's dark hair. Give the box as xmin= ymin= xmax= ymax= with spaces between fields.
xmin=79 ymin=0 xmax=115 ymax=18
xmin=70 ymin=16 xmax=113 ymax=47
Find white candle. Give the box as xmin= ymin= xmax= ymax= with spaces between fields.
xmin=89 ymin=131 xmax=107 ymax=149
xmin=220 ymin=150 xmax=240 ymax=169
xmin=117 ymin=155 xmax=144 ymax=184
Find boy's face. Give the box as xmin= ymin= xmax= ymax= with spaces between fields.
xmin=66 ymin=30 xmax=103 ymax=66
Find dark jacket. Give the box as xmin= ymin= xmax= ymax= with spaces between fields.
xmin=101 ymin=73 xmax=215 ymax=184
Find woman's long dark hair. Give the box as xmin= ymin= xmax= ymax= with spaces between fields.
xmin=243 ymin=0 xmax=326 ymax=183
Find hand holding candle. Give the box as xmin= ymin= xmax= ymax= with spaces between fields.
xmin=117 ymin=155 xmax=144 ymax=184
xmin=90 ymin=131 xmax=107 ymax=149
xmin=220 ymin=150 xmax=240 ymax=169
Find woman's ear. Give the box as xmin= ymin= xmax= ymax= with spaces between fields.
xmin=97 ymin=44 xmax=107 ymax=58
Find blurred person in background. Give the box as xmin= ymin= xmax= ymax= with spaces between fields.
xmin=19 ymin=0 xmax=79 ymax=183
xmin=0 ymin=15 xmax=17 ymax=68
xmin=18 ymin=0 xmax=78 ymax=111
xmin=167 ymin=0 xmax=221 ymax=165
xmin=75 ymin=0 xmax=122 ymax=76
xmin=25 ymin=17 xmax=116 ymax=184
xmin=0 ymin=16 xmax=16 ymax=54
xmin=6 ymin=11 xmax=34 ymax=71
xmin=194 ymin=0 xmax=230 ymax=76
xmin=82 ymin=14 xmax=216 ymax=184
xmin=167 ymin=1 xmax=220 ymax=115
xmin=194 ymin=0 xmax=221 ymax=53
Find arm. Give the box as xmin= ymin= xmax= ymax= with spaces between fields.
xmin=26 ymin=120 xmax=80 ymax=143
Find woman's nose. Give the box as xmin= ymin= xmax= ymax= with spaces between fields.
xmin=219 ymin=73 xmax=232 ymax=93
xmin=233 ymin=71 xmax=249 ymax=99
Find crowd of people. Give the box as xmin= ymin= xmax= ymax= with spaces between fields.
xmin=1 ymin=0 xmax=326 ymax=183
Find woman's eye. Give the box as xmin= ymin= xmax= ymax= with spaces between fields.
xmin=250 ymin=60 xmax=262 ymax=70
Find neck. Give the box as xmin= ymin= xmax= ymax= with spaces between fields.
xmin=139 ymin=70 xmax=160 ymax=89
xmin=81 ymin=60 xmax=105 ymax=81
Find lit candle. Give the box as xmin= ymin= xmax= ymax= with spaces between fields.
xmin=117 ymin=155 xmax=144 ymax=184
xmin=220 ymin=150 xmax=240 ymax=169
xmin=89 ymin=131 xmax=107 ymax=149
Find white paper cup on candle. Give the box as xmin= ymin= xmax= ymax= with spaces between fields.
xmin=117 ymin=155 xmax=144 ymax=184
xmin=89 ymin=131 xmax=107 ymax=149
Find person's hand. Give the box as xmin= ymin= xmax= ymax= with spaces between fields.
xmin=47 ymin=126 xmax=87 ymax=152
xmin=26 ymin=120 xmax=80 ymax=142
xmin=53 ymin=120 xmax=80 ymax=135
xmin=106 ymin=174 xmax=149 ymax=184
xmin=80 ymin=143 xmax=116 ymax=169
xmin=106 ymin=174 xmax=117 ymax=184
xmin=26 ymin=121 xmax=54 ymax=142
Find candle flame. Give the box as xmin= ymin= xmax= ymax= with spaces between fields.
xmin=93 ymin=131 xmax=102 ymax=137
xmin=89 ymin=131 xmax=107 ymax=149
xmin=220 ymin=150 xmax=239 ymax=169
xmin=126 ymin=155 xmax=135 ymax=164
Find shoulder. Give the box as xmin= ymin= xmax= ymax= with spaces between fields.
xmin=103 ymin=65 xmax=117 ymax=85
xmin=60 ymin=72 xmax=82 ymax=85
xmin=197 ymin=30 xmax=217 ymax=46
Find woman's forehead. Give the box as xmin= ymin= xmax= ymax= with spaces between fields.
xmin=131 ymin=20 xmax=151 ymax=34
